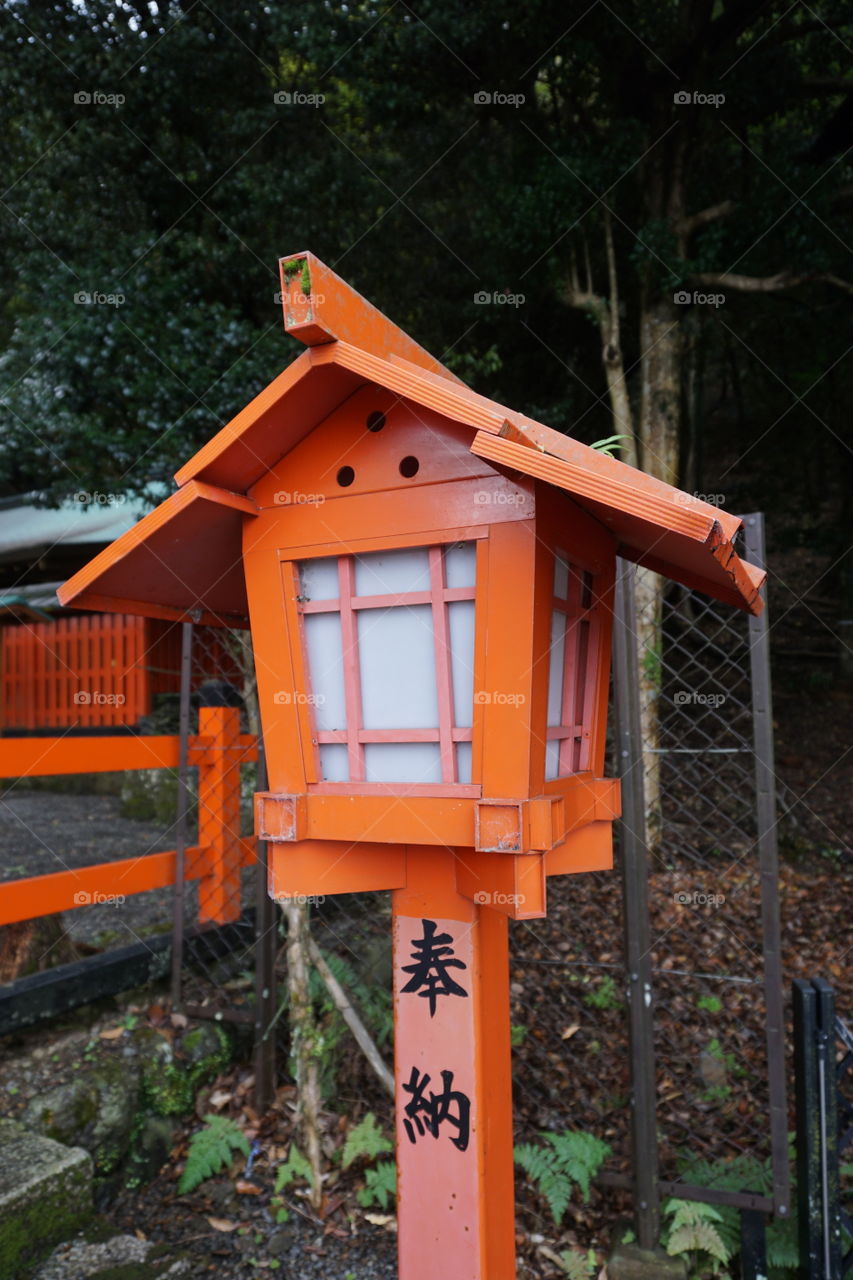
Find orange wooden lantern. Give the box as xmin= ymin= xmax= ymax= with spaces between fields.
xmin=60 ymin=252 xmax=764 ymax=1280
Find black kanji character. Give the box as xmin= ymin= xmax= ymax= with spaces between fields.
xmin=401 ymin=1066 xmax=471 ymax=1152
xmin=400 ymin=918 xmax=468 ymax=1017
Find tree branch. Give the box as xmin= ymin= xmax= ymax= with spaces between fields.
xmin=689 ymin=269 xmax=853 ymax=296
xmin=307 ymin=936 xmax=394 ymax=1097
xmin=675 ymin=200 xmax=736 ymax=239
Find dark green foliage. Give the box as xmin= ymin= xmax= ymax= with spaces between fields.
xmin=0 ymin=0 xmax=850 ymax=591
xmin=178 ymin=1115 xmax=249 ymax=1193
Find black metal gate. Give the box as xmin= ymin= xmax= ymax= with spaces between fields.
xmin=794 ymin=978 xmax=853 ymax=1278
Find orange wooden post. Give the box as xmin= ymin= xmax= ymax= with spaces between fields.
xmin=196 ymin=705 xmax=243 ymax=924
xmin=393 ymin=848 xmax=515 ymax=1280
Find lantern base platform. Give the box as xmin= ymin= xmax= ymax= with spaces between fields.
xmin=267 ymin=821 xmax=613 ymax=919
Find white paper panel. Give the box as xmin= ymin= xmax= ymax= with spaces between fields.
xmin=364 ymin=742 xmax=442 ymax=783
xmin=447 ymin=600 xmax=475 ymax=727
xmin=358 ymin=605 xmax=438 ymax=729
xmin=554 ymin=551 xmax=570 ymax=599
xmin=455 ymin=741 xmax=473 ymax=785
xmin=319 ymin=744 xmax=349 ymax=782
xmin=545 ymin=739 xmax=561 ymax=781
xmin=303 ymin=612 xmax=347 ymax=731
xmin=299 ymin=556 xmax=339 ymax=601
xmin=547 ymin=608 xmax=567 ymax=726
xmin=354 ymin=547 xmax=430 ymax=596
xmin=444 ymin=541 xmax=476 ymax=588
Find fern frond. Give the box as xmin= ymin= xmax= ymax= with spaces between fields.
xmin=666 ymin=1218 xmax=731 ymax=1265
xmin=342 ymin=1112 xmax=393 ymax=1169
xmin=357 ymin=1160 xmax=397 ymax=1210
xmin=274 ymin=1143 xmax=314 ymax=1192
xmin=179 ymin=1115 xmax=249 ymax=1194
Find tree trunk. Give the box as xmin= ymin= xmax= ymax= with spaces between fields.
xmin=635 ymin=294 xmax=683 ymax=854
xmin=283 ymin=901 xmax=323 ymax=1211
xmin=0 ymin=916 xmax=80 ymax=983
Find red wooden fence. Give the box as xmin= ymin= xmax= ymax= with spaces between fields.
xmin=0 ymin=614 xmax=244 ymax=731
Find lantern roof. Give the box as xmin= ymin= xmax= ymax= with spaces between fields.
xmin=59 ymin=252 xmax=765 ymax=624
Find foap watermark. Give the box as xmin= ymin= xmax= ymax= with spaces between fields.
xmin=74 ymin=890 xmax=126 ymax=906
xmin=674 ymin=890 xmax=726 ymax=908
xmin=277 ymin=893 xmax=326 ymax=905
xmin=273 ymin=691 xmax=326 ymax=706
xmin=675 ymin=490 xmax=726 ymax=508
xmin=674 ymin=289 xmax=725 ymax=308
xmin=673 ymin=90 xmax=725 ymax=108
xmin=273 ymin=90 xmax=325 ymax=106
xmin=74 ymin=291 xmax=126 ymax=308
xmin=473 ymin=891 xmax=525 ymax=906
xmin=473 ymin=290 xmax=525 ymax=307
xmin=73 ymin=90 xmax=125 ymax=107
xmin=474 ymin=690 xmax=526 ymax=706
xmin=673 ymin=690 xmax=726 ymax=708
xmin=74 ymin=490 xmax=127 ymax=506
xmin=473 ymin=490 xmax=527 ymax=507
xmin=74 ymin=690 xmax=126 ymax=706
xmin=274 ymin=291 xmax=325 ymax=305
xmin=473 ymin=91 xmax=525 ymax=107
xmin=274 ymin=490 xmax=326 ymax=507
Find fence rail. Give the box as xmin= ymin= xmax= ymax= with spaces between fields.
xmin=0 ymin=710 xmax=258 ymax=928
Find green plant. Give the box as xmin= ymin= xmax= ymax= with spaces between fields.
xmin=696 ymin=995 xmax=723 ymax=1014
xmin=270 ymin=1144 xmax=314 ymax=1222
xmin=178 ymin=1115 xmax=249 ymax=1193
xmin=584 ymin=974 xmax=621 ymax=1011
xmin=357 ymin=1160 xmax=397 ymax=1210
xmin=675 ymin=1149 xmax=801 ymax=1278
xmin=642 ymin=644 xmax=662 ymax=686
xmin=341 ymin=1113 xmax=393 ymax=1169
xmin=662 ymin=1199 xmax=733 ymax=1277
xmin=511 ymin=1023 xmax=528 ymax=1047
xmin=559 ymin=1248 xmax=598 ymax=1277
xmin=514 ymin=1130 xmax=610 ymax=1226
xmin=590 ymin=433 xmax=629 ymax=457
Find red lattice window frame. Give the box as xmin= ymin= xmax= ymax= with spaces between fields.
xmin=546 ymin=554 xmax=601 ymax=778
xmin=295 ymin=543 xmax=478 ymax=792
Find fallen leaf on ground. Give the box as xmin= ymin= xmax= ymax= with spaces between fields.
xmin=364 ymin=1213 xmax=397 ymax=1231
xmin=206 ymin=1218 xmax=239 ymax=1232
xmin=235 ymin=1179 xmax=262 ymax=1195
xmin=99 ymin=1027 xmax=125 ymax=1040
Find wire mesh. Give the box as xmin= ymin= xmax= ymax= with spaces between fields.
xmin=171 ymin=623 xmax=259 ymax=1023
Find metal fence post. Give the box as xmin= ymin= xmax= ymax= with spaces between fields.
xmin=739 ymin=1205 xmax=768 ymax=1280
xmin=613 ymin=559 xmax=660 ymax=1248
xmin=794 ymin=979 xmax=822 ymax=1279
xmin=743 ymin=513 xmax=791 ymax=1222
xmin=813 ymin=979 xmax=843 ymax=1278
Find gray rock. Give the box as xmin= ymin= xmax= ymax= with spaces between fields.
xmin=607 ymin=1238 xmax=688 ymax=1279
xmin=23 ymin=1056 xmax=140 ymax=1175
xmin=33 ymin=1232 xmax=195 ymax=1279
xmin=0 ymin=1118 xmax=92 ymax=1278
xmin=124 ymin=1114 xmax=180 ymax=1188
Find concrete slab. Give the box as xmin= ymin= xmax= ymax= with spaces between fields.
xmin=0 ymin=1118 xmax=93 ymax=1278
